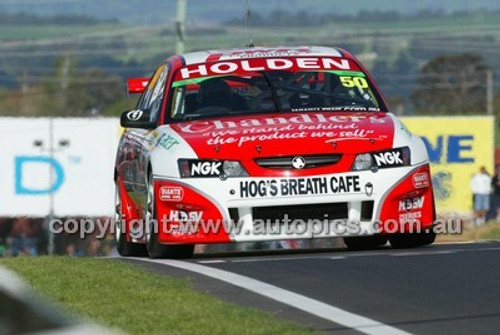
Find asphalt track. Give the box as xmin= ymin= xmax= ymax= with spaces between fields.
xmin=123 ymin=242 xmax=500 ymax=334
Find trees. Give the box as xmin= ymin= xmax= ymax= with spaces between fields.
xmin=411 ymin=54 xmax=492 ymax=115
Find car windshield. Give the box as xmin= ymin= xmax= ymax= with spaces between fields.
xmin=169 ymin=57 xmax=383 ymax=121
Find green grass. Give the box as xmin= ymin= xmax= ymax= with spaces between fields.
xmin=3 ymin=12 xmax=500 ymax=62
xmin=0 ymin=24 xmax=126 ymax=41
xmin=319 ymin=14 xmax=500 ymax=32
xmin=479 ymin=225 xmax=500 ymax=240
xmin=0 ymin=257 xmax=314 ymax=335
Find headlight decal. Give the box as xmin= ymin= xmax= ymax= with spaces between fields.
xmin=352 ymin=147 xmax=411 ymax=171
xmin=223 ymin=161 xmax=247 ymax=177
xmin=352 ymin=153 xmax=373 ymax=171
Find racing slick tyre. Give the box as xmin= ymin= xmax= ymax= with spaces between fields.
xmin=145 ymin=173 xmax=194 ymax=259
xmin=343 ymin=235 xmax=388 ymax=251
xmin=389 ymin=231 xmax=436 ymax=249
xmin=115 ymin=188 xmax=147 ymax=257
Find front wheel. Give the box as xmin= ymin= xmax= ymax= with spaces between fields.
xmin=389 ymin=231 xmax=436 ymax=249
xmin=145 ymin=173 xmax=194 ymax=259
xmin=343 ymin=235 xmax=388 ymax=251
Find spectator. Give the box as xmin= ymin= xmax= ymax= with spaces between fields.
xmin=0 ymin=237 xmax=6 ymax=257
xmin=0 ymin=218 xmax=13 ymax=256
xmin=10 ymin=218 xmax=39 ymax=256
xmin=470 ymin=167 xmax=492 ymax=226
xmin=492 ymin=165 xmax=500 ymax=221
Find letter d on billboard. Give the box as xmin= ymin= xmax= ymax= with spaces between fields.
xmin=15 ymin=156 xmax=65 ymax=195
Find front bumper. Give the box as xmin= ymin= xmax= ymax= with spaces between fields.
xmin=153 ymin=163 xmax=435 ymax=244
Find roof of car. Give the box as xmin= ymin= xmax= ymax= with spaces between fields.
xmin=181 ymin=46 xmax=345 ymax=65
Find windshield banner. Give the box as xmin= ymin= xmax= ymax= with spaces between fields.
xmin=175 ymin=57 xmax=361 ymax=80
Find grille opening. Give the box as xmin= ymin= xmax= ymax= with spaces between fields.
xmin=228 ymin=208 xmax=240 ymax=223
xmin=252 ymin=202 xmax=348 ymax=223
xmin=255 ymin=154 xmax=342 ymax=169
xmin=361 ymin=201 xmax=374 ymax=221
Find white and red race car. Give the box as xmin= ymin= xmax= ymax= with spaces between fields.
xmin=115 ymin=46 xmax=435 ymax=258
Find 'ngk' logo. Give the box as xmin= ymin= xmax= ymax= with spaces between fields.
xmin=373 ymin=151 xmax=403 ymax=167
xmin=191 ymin=161 xmax=222 ymax=176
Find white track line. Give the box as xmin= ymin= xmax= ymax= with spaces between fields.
xmin=391 ymin=250 xmax=456 ymax=257
xmin=134 ymin=258 xmax=411 ymax=335
xmin=228 ymin=255 xmax=325 ymax=263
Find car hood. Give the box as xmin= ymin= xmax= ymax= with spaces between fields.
xmin=168 ymin=112 xmax=395 ymax=159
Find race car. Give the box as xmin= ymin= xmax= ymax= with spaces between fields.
xmin=114 ymin=46 xmax=436 ymax=259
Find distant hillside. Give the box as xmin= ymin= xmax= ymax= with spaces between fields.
xmin=1 ymin=0 xmax=500 ymax=24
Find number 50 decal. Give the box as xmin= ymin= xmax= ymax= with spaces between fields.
xmin=340 ymin=76 xmax=369 ymax=89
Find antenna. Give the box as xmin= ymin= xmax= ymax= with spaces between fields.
xmin=244 ymin=0 xmax=254 ymax=47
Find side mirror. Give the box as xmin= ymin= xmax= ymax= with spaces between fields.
xmin=120 ymin=109 xmax=156 ymax=129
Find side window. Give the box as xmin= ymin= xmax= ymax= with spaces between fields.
xmin=137 ymin=64 xmax=170 ymax=122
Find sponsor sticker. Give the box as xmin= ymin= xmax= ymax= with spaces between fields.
xmin=190 ymin=160 xmax=222 ymax=177
xmin=399 ymin=211 xmax=422 ymax=221
xmin=372 ymin=148 xmax=405 ymax=168
xmin=159 ymin=186 xmax=184 ymax=201
xmin=413 ymin=172 xmax=430 ymax=189
xmin=168 ymin=210 xmax=203 ymax=222
xmin=157 ymin=134 xmax=180 ymax=150
xmin=239 ymin=175 xmax=361 ymax=198
xmin=177 ymin=57 xmax=355 ymax=80
xmin=208 ymin=47 xmax=313 ymax=61
xmin=399 ymin=196 xmax=425 ymax=212
xmin=126 ymin=109 xmax=143 ymax=121
xmin=177 ymin=113 xmax=386 ymax=135
xmin=398 ymin=196 xmax=425 ymax=222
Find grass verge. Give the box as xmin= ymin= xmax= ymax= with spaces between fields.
xmin=0 ymin=257 xmax=314 ymax=335
xmin=436 ymin=221 xmax=500 ymax=243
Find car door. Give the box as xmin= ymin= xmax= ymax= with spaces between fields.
xmin=126 ymin=63 xmax=170 ymax=216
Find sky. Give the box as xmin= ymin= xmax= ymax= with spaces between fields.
xmin=1 ymin=0 xmax=500 ymax=24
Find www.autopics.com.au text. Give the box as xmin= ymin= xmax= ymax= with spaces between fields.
xmin=49 ymin=215 xmax=462 ymax=239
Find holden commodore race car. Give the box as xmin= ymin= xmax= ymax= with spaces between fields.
xmin=114 ymin=46 xmax=435 ymax=259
